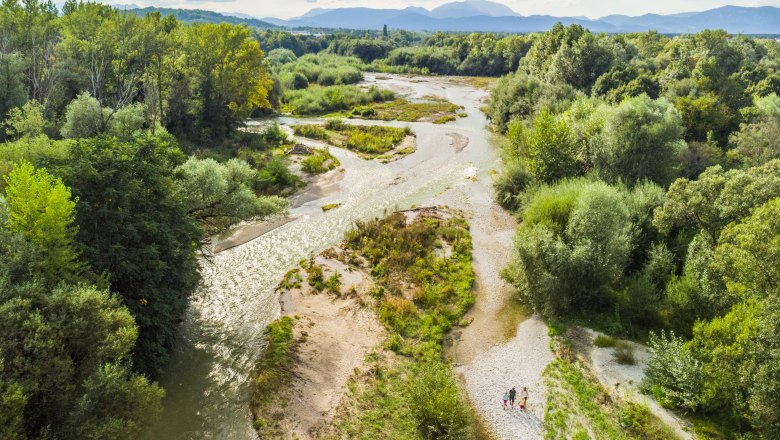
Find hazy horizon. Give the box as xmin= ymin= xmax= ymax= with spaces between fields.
xmin=102 ymin=0 xmax=780 ymax=21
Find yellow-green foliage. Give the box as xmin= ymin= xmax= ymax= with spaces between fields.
xmin=293 ymin=121 xmax=412 ymax=158
xmin=282 ymin=85 xmax=394 ymax=115
xmin=344 ymin=211 xmax=474 ymax=359
xmin=369 ymin=97 xmax=461 ymax=122
xmin=301 ymin=148 xmax=339 ymax=174
xmin=330 ymin=211 xmax=479 ymax=439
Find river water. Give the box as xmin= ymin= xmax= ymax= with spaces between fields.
xmin=151 ymin=74 xmax=504 ymax=439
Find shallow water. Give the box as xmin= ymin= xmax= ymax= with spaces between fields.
xmin=151 ymin=74 xmax=504 ymax=439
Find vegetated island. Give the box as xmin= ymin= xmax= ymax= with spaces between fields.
xmin=251 ymin=207 xmax=482 ymax=439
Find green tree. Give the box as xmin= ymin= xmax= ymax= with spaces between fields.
xmin=56 ymin=134 xmax=200 ymax=376
xmin=592 ymin=94 xmax=685 ymax=186
xmin=0 ymin=283 xmax=164 ymax=439
xmin=525 ymin=108 xmax=580 ymax=183
xmin=184 ymin=23 xmax=272 ymax=139
xmin=5 ymin=100 xmax=45 ymax=138
xmin=728 ymin=119 xmax=780 ymax=168
xmin=61 ymin=92 xmax=106 ymax=139
xmin=503 ymin=179 xmax=636 ymax=315
xmin=3 ymin=161 xmax=79 ymax=282
xmin=177 ymin=157 xmax=287 ymax=232
xmin=654 ymin=160 xmax=780 ymax=239
xmin=675 ymin=93 xmax=739 ymax=145
xmin=712 ymin=198 xmax=780 ymax=300
xmin=0 ymin=54 xmax=27 ymax=138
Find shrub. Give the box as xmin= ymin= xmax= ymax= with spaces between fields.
xmin=493 ymin=159 xmax=532 ymax=211
xmin=301 ymin=148 xmax=339 ymax=174
xmin=643 ymin=330 xmax=704 ymax=411
xmin=408 ymin=363 xmax=476 ymax=439
xmin=613 ymin=341 xmax=636 ymax=365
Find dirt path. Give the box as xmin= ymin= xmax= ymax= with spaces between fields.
xmin=433 ymin=165 xmax=554 ymax=440
xmin=274 ymin=257 xmax=382 ymax=439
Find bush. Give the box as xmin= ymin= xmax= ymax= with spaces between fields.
xmin=613 ymin=341 xmax=636 ymax=365
xmin=301 ymin=148 xmax=340 ymax=174
xmin=408 ymin=363 xmax=476 ymax=439
xmin=493 ymin=159 xmax=532 ymax=211
xmin=282 ymin=85 xmax=393 ymax=115
xmin=644 ymin=330 xmax=704 ymax=411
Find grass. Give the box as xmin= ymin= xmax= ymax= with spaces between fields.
xmin=594 ymin=334 xmax=618 ymax=348
xmin=367 ymin=97 xmax=462 ymax=122
xmin=544 ymin=339 xmax=680 ymax=440
xmin=433 ymin=115 xmax=457 ymax=124
xmin=328 ymin=210 xmax=482 ymax=438
xmin=300 ymin=147 xmax=340 ymax=174
xmin=294 ymin=120 xmax=414 ymax=159
xmin=613 ymin=341 xmax=637 ymax=365
xmin=250 ymin=316 xmax=298 ymax=438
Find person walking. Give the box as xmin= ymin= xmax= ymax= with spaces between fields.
xmin=519 ymin=386 xmax=529 ymax=411
xmin=509 ymin=387 xmax=517 ymax=409
xmin=502 ymin=390 xmax=509 ymax=410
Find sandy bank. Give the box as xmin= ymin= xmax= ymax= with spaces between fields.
xmin=270 ymin=256 xmax=383 ymax=439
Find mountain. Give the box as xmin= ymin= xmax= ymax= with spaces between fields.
xmin=599 ymin=6 xmax=780 ymax=34
xmin=266 ymin=2 xmax=780 ymax=34
xmin=429 ymin=0 xmax=518 ymax=19
xmin=124 ymin=7 xmax=278 ymax=29
xmin=123 ymin=2 xmax=780 ymax=35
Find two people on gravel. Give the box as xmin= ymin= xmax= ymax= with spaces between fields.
xmin=502 ymin=386 xmax=529 ymax=410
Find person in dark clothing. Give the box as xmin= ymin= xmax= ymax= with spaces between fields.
xmin=509 ymin=387 xmax=517 ymax=408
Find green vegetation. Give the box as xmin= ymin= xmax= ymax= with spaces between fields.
xmin=282 ymin=85 xmax=394 ymax=115
xmin=613 ymin=342 xmax=636 ymax=365
xmin=593 ymin=334 xmax=617 ymax=348
xmin=301 ymin=148 xmax=340 ymax=174
xmin=488 ymin=24 xmax=780 ymax=438
xmin=368 ymin=97 xmax=463 ymax=123
xmin=331 ymin=211 xmax=480 ymax=438
xmin=544 ymin=342 xmax=679 ymax=440
xmin=250 ymin=316 xmax=298 ymax=438
xmin=294 ymin=120 xmax=414 ymax=159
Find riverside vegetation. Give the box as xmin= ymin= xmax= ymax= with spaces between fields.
xmin=2 ymin=0 xmax=780 ymax=436
xmin=253 ymin=210 xmax=482 ymax=439
xmin=487 ymin=24 xmax=780 ymax=439
xmin=294 ymin=120 xmax=415 ymax=160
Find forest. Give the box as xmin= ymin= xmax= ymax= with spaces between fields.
xmin=0 ymin=0 xmax=779 ymax=438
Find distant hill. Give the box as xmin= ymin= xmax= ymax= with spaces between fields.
xmin=123 ymin=6 xmax=278 ymax=29
xmin=268 ymin=1 xmax=780 ymax=34
xmin=429 ymin=0 xmax=518 ymax=19
xmin=122 ymin=2 xmax=780 ymax=34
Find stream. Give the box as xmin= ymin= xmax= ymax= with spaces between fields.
xmin=151 ymin=74 xmax=506 ymax=439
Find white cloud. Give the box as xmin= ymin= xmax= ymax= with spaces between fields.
xmin=106 ymin=0 xmax=780 ymax=20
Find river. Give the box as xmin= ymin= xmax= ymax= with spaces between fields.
xmin=151 ymin=74 xmax=506 ymax=439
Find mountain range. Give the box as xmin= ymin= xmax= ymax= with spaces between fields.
xmin=125 ymin=0 xmax=780 ymax=34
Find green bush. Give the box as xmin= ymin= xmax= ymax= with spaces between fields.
xmin=408 ymin=363 xmax=476 ymax=439
xmin=282 ymin=85 xmax=394 ymax=115
xmin=301 ymin=148 xmax=340 ymax=174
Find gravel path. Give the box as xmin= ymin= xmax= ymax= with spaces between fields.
xmin=458 ymin=317 xmax=553 ymax=440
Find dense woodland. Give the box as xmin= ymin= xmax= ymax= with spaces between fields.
xmin=1 ymin=0 xmax=779 ymax=437
xmin=486 ymin=24 xmax=780 ymax=439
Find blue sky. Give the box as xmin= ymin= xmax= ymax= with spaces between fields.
xmin=107 ymin=0 xmax=780 ymax=20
